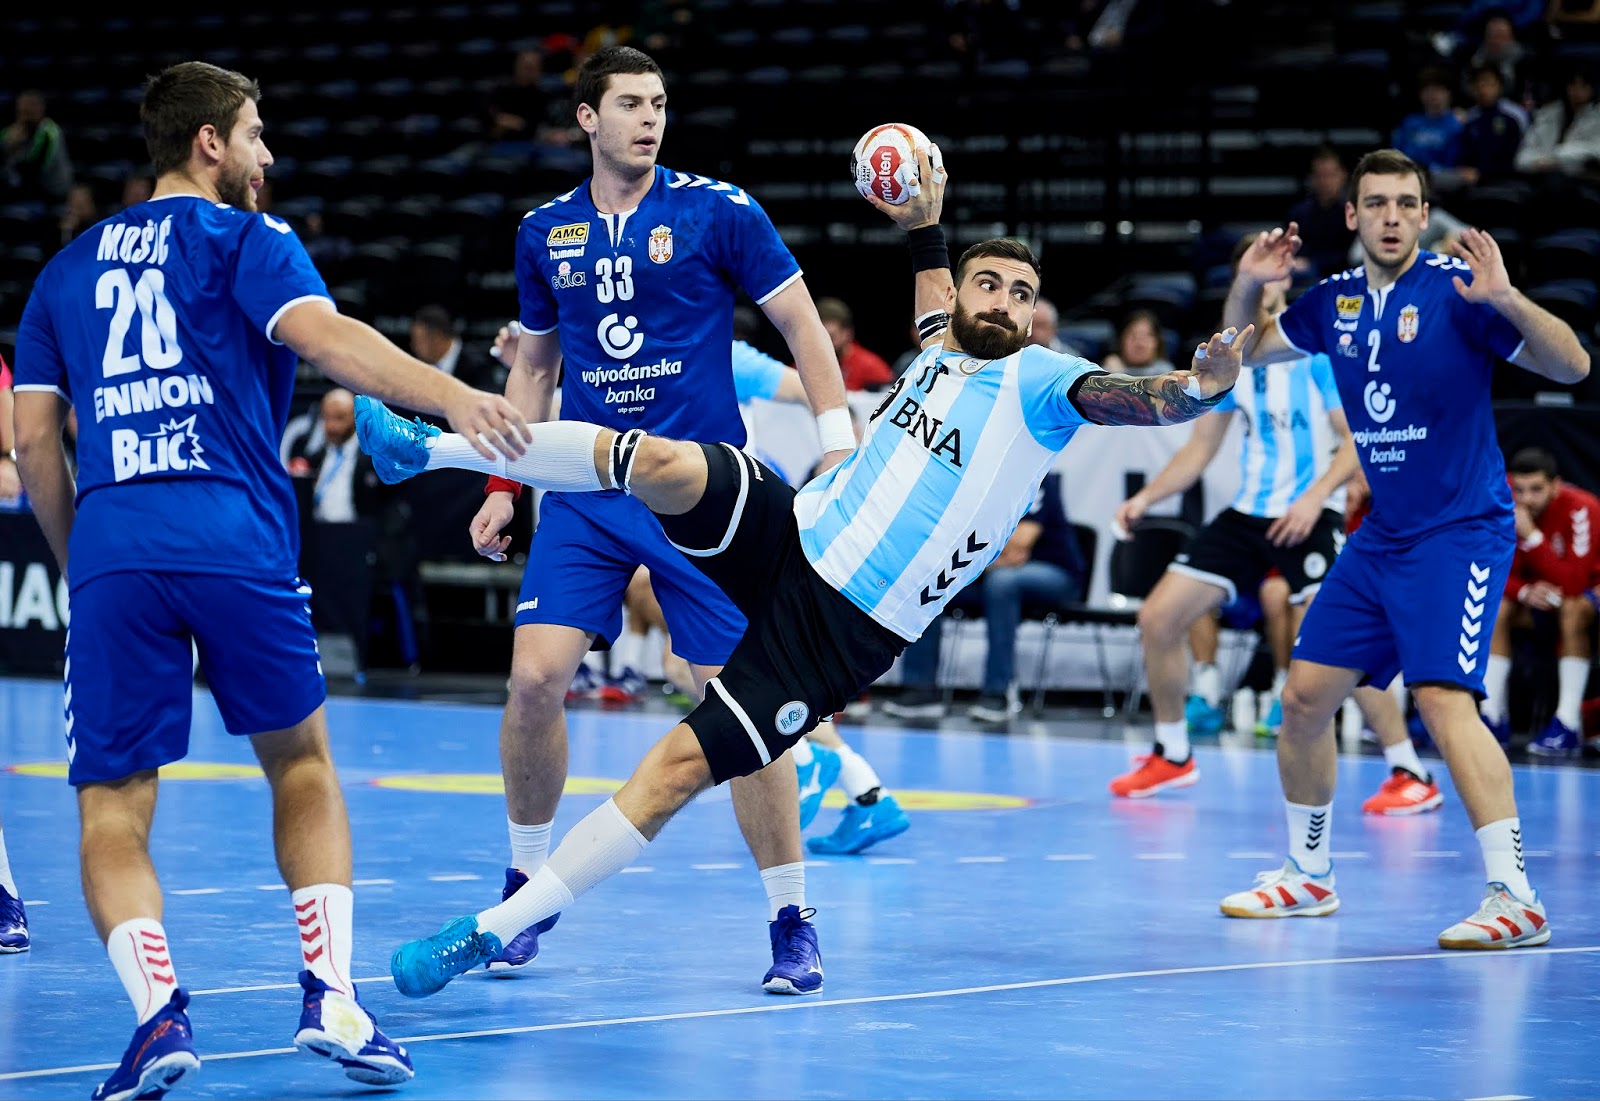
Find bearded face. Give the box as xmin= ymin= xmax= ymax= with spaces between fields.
xmin=950 ymin=298 xmax=1028 ymax=360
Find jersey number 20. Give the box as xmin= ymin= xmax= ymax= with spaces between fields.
xmin=97 ymin=268 xmax=183 ymax=377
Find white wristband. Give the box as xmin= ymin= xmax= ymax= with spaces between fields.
xmin=816 ymin=407 xmax=855 ymax=454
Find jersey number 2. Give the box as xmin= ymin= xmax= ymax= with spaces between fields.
xmin=594 ymin=256 xmax=634 ymax=303
xmin=97 ymin=268 xmax=183 ymax=377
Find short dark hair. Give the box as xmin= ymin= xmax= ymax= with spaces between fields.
xmin=413 ymin=304 xmax=456 ymax=336
xmin=1470 ymin=62 xmax=1505 ymax=86
xmin=1118 ymin=308 xmax=1168 ymax=358
xmin=573 ymin=46 xmax=664 ymax=116
xmin=1417 ymin=65 xmax=1455 ymax=92
xmin=141 ymin=61 xmax=261 ymax=176
xmin=1349 ymin=148 xmax=1429 ymax=206
xmin=954 ymin=238 xmax=1042 ymax=287
xmin=1508 ymin=447 xmax=1560 ymax=479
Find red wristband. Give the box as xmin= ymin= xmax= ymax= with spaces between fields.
xmin=485 ymin=475 xmax=522 ymax=501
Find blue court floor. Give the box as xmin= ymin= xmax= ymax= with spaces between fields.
xmin=1 ymin=674 xmax=1597 ymax=1100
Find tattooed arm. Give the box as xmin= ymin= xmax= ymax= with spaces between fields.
xmin=1073 ymin=326 xmax=1252 ymax=426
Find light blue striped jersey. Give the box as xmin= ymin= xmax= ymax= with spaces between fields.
xmin=1213 ymin=354 xmax=1345 ymax=517
xmin=795 ymin=343 xmax=1100 ymax=641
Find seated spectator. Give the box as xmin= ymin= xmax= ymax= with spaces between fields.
xmin=1030 ymin=296 xmax=1086 ymax=357
xmin=410 ymin=304 xmax=506 ymax=397
xmin=1099 ymin=308 xmax=1174 ymax=377
xmin=1 ymin=89 xmax=72 ymax=203
xmin=1286 ymin=146 xmax=1355 ymax=278
xmin=487 ymin=48 xmax=571 ymax=146
xmin=284 ymin=388 xmax=383 ymax=524
xmin=1456 ymin=63 xmax=1530 ymax=186
xmin=1392 ymin=66 xmax=1466 ymax=183
xmin=52 ymin=181 xmax=99 ymax=256
xmin=816 ymin=296 xmax=894 ymax=391
xmin=1482 ymin=447 xmax=1599 ymax=755
xmin=882 ymin=472 xmax=1087 ymax=724
xmin=1466 ymin=11 xmax=1536 ymax=107
xmin=1514 ymin=63 xmax=1600 ymax=177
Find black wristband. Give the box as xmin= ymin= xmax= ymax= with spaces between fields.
xmin=907 ymin=224 xmax=950 ymax=273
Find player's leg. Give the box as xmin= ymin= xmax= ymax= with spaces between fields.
xmin=1255 ymin=573 xmax=1292 ymax=735
xmin=1529 ymin=595 xmax=1595 ymax=755
xmin=805 ymin=716 xmax=911 ymax=856
xmin=601 ymin=568 xmax=657 ymax=704
xmin=1481 ymin=593 xmax=1520 ymax=743
xmin=1357 ymin=684 xmax=1443 ymax=816
xmin=1185 ymin=606 xmax=1228 ymax=735
xmin=0 ymin=804 xmax=26 ymax=952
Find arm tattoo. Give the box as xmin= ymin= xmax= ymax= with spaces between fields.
xmin=1072 ymin=372 xmax=1231 ymax=427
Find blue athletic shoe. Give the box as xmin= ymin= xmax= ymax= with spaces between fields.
xmin=796 ymin=742 xmax=842 ymax=830
xmin=484 ymin=868 xmax=560 ymax=972
xmin=353 ymin=395 xmax=439 ymax=485
xmin=293 ymin=971 xmax=413 ymax=1086
xmin=92 ymin=988 xmax=200 ymax=1101
xmin=1484 ymin=713 xmax=1512 ymax=746
xmin=805 ymin=793 xmax=910 ymax=855
xmin=761 ymin=905 xmax=823 ymax=995
xmin=1528 ymin=716 xmax=1580 ymax=757
xmin=1254 ymin=696 xmax=1283 ymax=738
xmin=0 ymin=885 xmax=27 ymax=953
xmin=391 ymin=914 xmax=503 ymax=998
xmin=1185 ymin=694 xmax=1226 ymax=736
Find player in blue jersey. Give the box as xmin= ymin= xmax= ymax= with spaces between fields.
xmin=1107 ymin=234 xmax=1425 ymax=810
xmin=358 ymin=155 xmax=1254 ymax=999
xmin=460 ymin=46 xmax=855 ymax=994
xmin=1215 ymin=148 xmax=1588 ymax=948
xmin=10 ymin=61 xmax=530 ymax=1098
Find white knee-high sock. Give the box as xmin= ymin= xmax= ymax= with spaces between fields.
xmin=106 ymin=918 xmax=179 ymax=1024
xmin=760 ymin=861 xmax=807 ymax=918
xmin=1477 ymin=817 xmax=1534 ymax=902
xmin=1286 ymin=801 xmax=1332 ymax=876
xmin=1482 ymin=654 xmax=1512 ymax=724
xmin=0 ymin=828 xmax=16 ymax=896
xmin=1382 ymin=738 xmax=1430 ymax=782
xmin=1556 ymin=656 xmax=1588 ymax=731
xmin=1155 ymin=719 xmax=1190 ymax=761
xmin=292 ymin=884 xmax=354 ymax=995
xmin=477 ymin=799 xmax=647 ymax=945
xmin=426 ymin=423 xmax=603 ymax=492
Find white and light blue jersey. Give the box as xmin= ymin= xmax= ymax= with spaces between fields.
xmin=730 ymin=339 xmax=785 ymax=403
xmin=1214 ymin=354 xmax=1344 ymax=517
xmin=795 ymin=344 xmax=1100 ymax=641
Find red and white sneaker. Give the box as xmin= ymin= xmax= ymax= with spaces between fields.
xmin=1219 ymin=859 xmax=1340 ymax=918
xmin=1361 ymin=767 xmax=1444 ymax=816
xmin=1437 ymin=884 xmax=1551 ymax=950
xmin=1108 ymin=749 xmax=1198 ymax=798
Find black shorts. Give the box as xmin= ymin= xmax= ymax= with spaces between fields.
xmin=1168 ymin=507 xmax=1345 ymax=606
xmin=655 ymin=444 xmax=908 ymax=784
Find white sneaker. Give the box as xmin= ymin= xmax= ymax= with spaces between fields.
xmin=1437 ymin=884 xmax=1550 ymax=950
xmin=1220 ymin=859 xmax=1339 ymax=918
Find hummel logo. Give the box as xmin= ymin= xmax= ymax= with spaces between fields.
xmin=1306 ymin=811 xmax=1327 ymax=851
xmin=1458 ymin=563 xmax=1488 ymax=674
xmin=517 ymin=599 xmax=539 ymax=612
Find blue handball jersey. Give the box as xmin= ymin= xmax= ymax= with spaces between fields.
xmin=13 ymin=195 xmax=332 ymax=585
xmin=515 ymin=166 xmax=801 ymax=447
xmin=1277 ymin=252 xmax=1525 ymax=542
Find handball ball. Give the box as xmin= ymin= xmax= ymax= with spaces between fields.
xmin=851 ymin=123 xmax=933 ymax=206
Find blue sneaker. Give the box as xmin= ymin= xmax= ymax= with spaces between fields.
xmin=484 ymin=868 xmax=560 ymax=972
xmin=1185 ymin=694 xmax=1226 ymax=736
xmin=0 ymin=885 xmax=28 ymax=953
xmin=1254 ymin=696 xmax=1283 ymax=738
xmin=1528 ymin=716 xmax=1580 ymax=757
xmin=391 ymin=914 xmax=503 ymax=998
xmin=805 ymin=793 xmax=910 ymax=855
xmin=92 ymin=989 xmax=200 ymax=1101
xmin=760 ymin=905 xmax=823 ymax=995
xmin=353 ymin=395 xmax=439 ymax=485
xmin=293 ymin=971 xmax=413 ymax=1086
xmin=796 ymin=742 xmax=842 ymax=830
xmin=1484 ymin=713 xmax=1512 ymax=746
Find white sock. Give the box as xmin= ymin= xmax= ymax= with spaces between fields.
xmin=477 ymin=798 xmax=646 ymax=945
xmin=1382 ymin=738 xmax=1429 ymax=782
xmin=426 ymin=422 xmax=603 ymax=492
xmin=0 ymin=829 xmax=16 ymax=896
xmin=1556 ymin=656 xmax=1588 ymax=731
xmin=508 ymin=818 xmax=553 ymax=876
xmin=291 ymin=884 xmax=354 ymax=996
xmin=791 ymin=739 xmax=815 ymax=767
xmin=1192 ymin=663 xmax=1221 ymax=708
xmin=1286 ymin=801 xmax=1332 ymax=876
xmin=1271 ymin=667 xmax=1289 ymax=699
xmin=834 ymin=742 xmax=883 ymax=802
xmin=759 ymin=861 xmax=806 ymax=918
xmin=1476 ymin=817 xmax=1534 ymax=902
xmin=1482 ymin=653 xmax=1512 ymax=723
xmin=611 ymin=630 xmax=645 ymax=677
xmin=106 ymin=918 xmax=179 ymax=1024
xmin=1155 ymin=719 xmax=1189 ymax=762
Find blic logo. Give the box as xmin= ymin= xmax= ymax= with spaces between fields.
xmin=111 ymin=416 xmax=209 ymax=482
xmin=596 ymin=313 xmax=645 ymax=360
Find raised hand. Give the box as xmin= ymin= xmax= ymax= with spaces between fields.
xmin=862 ymin=143 xmax=946 ymax=230
xmin=1238 ymin=223 xmax=1301 ymax=286
xmin=1188 ymin=325 xmax=1252 ymax=400
xmin=1450 ymin=227 xmax=1512 ymax=307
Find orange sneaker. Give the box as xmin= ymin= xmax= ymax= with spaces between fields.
xmin=1109 ymin=750 xmax=1198 ymax=798
xmin=1361 ymin=767 xmax=1443 ymax=816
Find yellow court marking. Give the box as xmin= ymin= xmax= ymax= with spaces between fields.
xmin=8 ymin=761 xmax=264 ymax=780
xmin=368 ymin=773 xmax=1029 ymax=810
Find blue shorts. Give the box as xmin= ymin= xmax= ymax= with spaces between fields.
xmin=515 ymin=490 xmax=746 ymax=667
xmin=1292 ymin=518 xmax=1515 ymax=696
xmin=65 ymin=572 xmax=327 ymax=785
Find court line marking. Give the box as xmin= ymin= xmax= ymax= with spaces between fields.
xmin=7 ymin=946 xmax=1597 ymax=1083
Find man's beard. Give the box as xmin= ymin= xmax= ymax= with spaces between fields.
xmin=950 ymin=303 xmax=1027 ymax=360
xmin=218 ymin=162 xmax=255 ymax=210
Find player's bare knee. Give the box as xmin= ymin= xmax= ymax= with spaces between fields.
xmin=627 ymin=438 xmax=706 ymax=514
xmin=631 ymin=727 xmax=712 ymax=816
xmin=506 ymin=657 xmax=575 ymax=717
xmin=1136 ymin=600 xmax=1187 ymax=650
xmin=1279 ymin=681 xmax=1335 ymax=738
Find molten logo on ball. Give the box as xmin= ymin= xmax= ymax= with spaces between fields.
xmin=851 ymin=122 xmax=932 ymax=206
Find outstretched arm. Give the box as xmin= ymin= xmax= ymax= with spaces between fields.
xmin=1223 ymin=225 xmax=1311 ymax=366
xmin=1074 ymin=327 xmax=1251 ymax=426
xmin=862 ymin=145 xmax=954 ymax=346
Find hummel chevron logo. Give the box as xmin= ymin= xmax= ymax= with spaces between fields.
xmin=919 ymin=533 xmax=992 ymax=606
xmin=1458 ymin=564 xmax=1487 ymax=673
xmin=1512 ymin=827 xmax=1525 ymax=873
xmin=1469 ymin=562 xmax=1490 ymax=584
xmin=1463 ymin=597 xmax=1484 ymax=619
xmin=1466 ymin=580 xmax=1488 ymax=602
xmin=1305 ymin=811 xmax=1327 ymax=851
xmin=1460 ymin=615 xmax=1481 ymax=637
